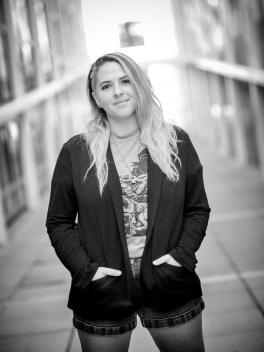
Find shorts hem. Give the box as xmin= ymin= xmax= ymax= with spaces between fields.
xmin=140 ymin=298 xmax=205 ymax=329
xmin=73 ymin=316 xmax=137 ymax=336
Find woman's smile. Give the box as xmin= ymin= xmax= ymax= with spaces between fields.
xmin=93 ymin=61 xmax=136 ymax=121
xmin=113 ymin=99 xmax=129 ymax=105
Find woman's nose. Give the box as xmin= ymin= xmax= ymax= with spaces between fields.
xmin=113 ymin=83 xmax=123 ymax=96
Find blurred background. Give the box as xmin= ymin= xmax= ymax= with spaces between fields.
xmin=0 ymin=0 xmax=264 ymax=351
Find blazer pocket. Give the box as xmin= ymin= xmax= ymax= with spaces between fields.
xmin=155 ymin=262 xmax=201 ymax=299
xmin=83 ymin=274 xmax=132 ymax=319
xmin=82 ymin=275 xmax=119 ymax=312
xmin=69 ymin=274 xmax=133 ymax=320
xmin=89 ymin=275 xmax=117 ymax=292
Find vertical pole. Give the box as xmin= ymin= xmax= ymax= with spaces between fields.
xmin=44 ymin=100 xmax=59 ymax=181
xmin=27 ymin=0 xmax=42 ymax=86
xmin=0 ymin=190 xmax=7 ymax=245
xmin=225 ymin=78 xmax=248 ymax=164
xmin=21 ymin=113 xmax=39 ymax=210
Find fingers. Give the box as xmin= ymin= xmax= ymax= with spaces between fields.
xmin=166 ymin=255 xmax=182 ymax=267
xmin=101 ymin=267 xmax=122 ymax=276
xmin=153 ymin=254 xmax=182 ymax=267
xmin=91 ymin=267 xmax=122 ymax=281
xmin=153 ymin=254 xmax=170 ymax=266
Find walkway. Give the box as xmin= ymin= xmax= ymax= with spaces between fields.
xmin=0 ymin=139 xmax=264 ymax=351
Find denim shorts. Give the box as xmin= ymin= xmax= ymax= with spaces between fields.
xmin=73 ymin=258 xmax=205 ymax=335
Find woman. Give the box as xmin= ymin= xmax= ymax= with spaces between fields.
xmin=46 ymin=52 xmax=210 ymax=352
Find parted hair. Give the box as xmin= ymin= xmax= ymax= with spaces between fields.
xmin=84 ymin=52 xmax=181 ymax=194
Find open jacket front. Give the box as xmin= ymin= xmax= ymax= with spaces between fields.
xmin=46 ymin=128 xmax=211 ymax=320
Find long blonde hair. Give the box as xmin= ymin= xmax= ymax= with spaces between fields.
xmin=84 ymin=52 xmax=181 ymax=195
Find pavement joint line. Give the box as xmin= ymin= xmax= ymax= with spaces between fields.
xmin=212 ymin=226 xmax=264 ymax=318
xmin=208 ymin=181 xmax=264 ymax=193
xmin=33 ymin=259 xmax=59 ymax=266
xmin=241 ymin=269 xmax=264 ymax=279
xmin=21 ymin=279 xmax=68 ymax=288
xmin=203 ymin=326 xmax=264 ymax=339
xmin=201 ymin=269 xmax=264 ymax=284
xmin=0 ymin=327 xmax=71 ymax=339
xmin=211 ymin=207 xmax=264 ymax=223
xmin=3 ymin=293 xmax=67 ymax=306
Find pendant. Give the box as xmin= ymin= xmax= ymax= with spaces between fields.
xmin=131 ymin=175 xmax=137 ymax=184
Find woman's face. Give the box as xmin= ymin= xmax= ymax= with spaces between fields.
xmin=92 ymin=61 xmax=136 ymax=123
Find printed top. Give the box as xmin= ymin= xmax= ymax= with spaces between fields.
xmin=110 ymin=132 xmax=148 ymax=258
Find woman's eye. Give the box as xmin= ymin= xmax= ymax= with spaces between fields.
xmin=101 ymin=84 xmax=111 ymax=90
xmin=121 ymin=79 xmax=130 ymax=85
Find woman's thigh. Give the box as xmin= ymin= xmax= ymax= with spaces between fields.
xmin=77 ymin=329 xmax=132 ymax=352
xmin=147 ymin=313 xmax=205 ymax=352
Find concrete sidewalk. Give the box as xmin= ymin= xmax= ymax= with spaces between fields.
xmin=0 ymin=142 xmax=264 ymax=352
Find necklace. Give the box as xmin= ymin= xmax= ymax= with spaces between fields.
xmin=110 ymin=134 xmax=142 ymax=184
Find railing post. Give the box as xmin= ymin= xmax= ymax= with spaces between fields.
xmin=21 ymin=114 xmax=40 ymax=210
xmin=0 ymin=190 xmax=7 ymax=245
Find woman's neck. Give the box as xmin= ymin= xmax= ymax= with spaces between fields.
xmin=108 ymin=118 xmax=139 ymax=138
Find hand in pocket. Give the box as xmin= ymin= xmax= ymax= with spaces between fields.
xmin=152 ymin=254 xmax=182 ymax=267
xmin=92 ymin=267 xmax=122 ymax=281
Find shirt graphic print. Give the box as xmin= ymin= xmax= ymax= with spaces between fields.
xmin=120 ymin=149 xmax=148 ymax=258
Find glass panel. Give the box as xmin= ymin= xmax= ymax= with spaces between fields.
xmin=29 ymin=104 xmax=48 ymax=195
xmin=45 ymin=0 xmax=64 ymax=75
xmin=56 ymin=89 xmax=74 ymax=141
xmin=0 ymin=0 xmax=6 ymax=24
xmin=0 ymin=32 xmax=12 ymax=104
xmin=234 ymin=80 xmax=259 ymax=165
xmin=0 ymin=117 xmax=26 ymax=225
xmin=0 ymin=0 xmax=12 ymax=104
xmin=219 ymin=76 xmax=236 ymax=156
xmin=48 ymin=9 xmax=65 ymax=75
xmin=69 ymin=78 xmax=89 ymax=133
xmin=50 ymin=98 xmax=63 ymax=153
xmin=252 ymin=0 xmax=264 ymax=68
xmin=34 ymin=0 xmax=53 ymax=81
xmin=178 ymin=0 xmax=224 ymax=58
xmin=11 ymin=0 xmax=36 ymax=90
xmin=224 ymin=0 xmax=249 ymax=65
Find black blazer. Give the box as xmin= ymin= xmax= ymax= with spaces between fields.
xmin=46 ymin=127 xmax=210 ymax=319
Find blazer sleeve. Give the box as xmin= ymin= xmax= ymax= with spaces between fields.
xmin=45 ymin=143 xmax=98 ymax=289
xmin=169 ymin=132 xmax=211 ymax=271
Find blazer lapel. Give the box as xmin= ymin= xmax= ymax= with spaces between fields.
xmin=145 ymin=153 xmax=163 ymax=247
xmin=106 ymin=144 xmax=126 ymax=240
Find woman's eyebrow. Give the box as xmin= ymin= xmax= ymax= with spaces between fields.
xmin=99 ymin=80 xmax=111 ymax=86
xmin=99 ymin=75 xmax=128 ymax=86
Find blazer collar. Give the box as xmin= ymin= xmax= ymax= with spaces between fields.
xmin=107 ymin=144 xmax=163 ymax=248
xmin=145 ymin=151 xmax=163 ymax=246
xmin=106 ymin=144 xmax=125 ymax=238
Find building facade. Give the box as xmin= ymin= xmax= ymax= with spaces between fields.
xmin=0 ymin=0 xmax=90 ymax=244
xmin=170 ymin=0 xmax=264 ymax=175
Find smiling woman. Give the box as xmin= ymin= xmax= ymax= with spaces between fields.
xmin=91 ymin=61 xmax=137 ymax=127
xmin=46 ymin=52 xmax=210 ymax=352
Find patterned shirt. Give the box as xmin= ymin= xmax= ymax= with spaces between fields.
xmin=110 ymin=132 xmax=148 ymax=258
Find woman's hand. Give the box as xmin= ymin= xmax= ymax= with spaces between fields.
xmin=153 ymin=254 xmax=182 ymax=267
xmin=91 ymin=267 xmax=122 ymax=281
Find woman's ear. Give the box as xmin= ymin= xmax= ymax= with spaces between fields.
xmin=92 ymin=91 xmax=102 ymax=108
